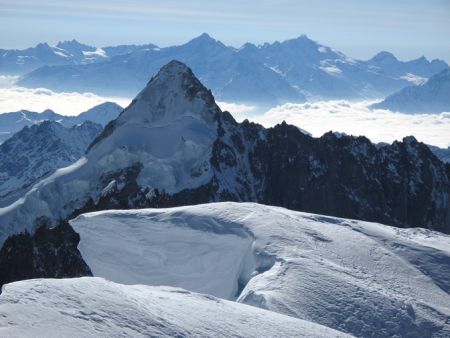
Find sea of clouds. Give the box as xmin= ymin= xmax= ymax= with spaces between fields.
xmin=0 ymin=83 xmax=448 ymax=148
xmin=231 ymin=100 xmax=450 ymax=148
xmin=0 ymin=84 xmax=131 ymax=116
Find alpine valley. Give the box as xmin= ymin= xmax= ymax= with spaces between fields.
xmin=1 ymin=61 xmax=449 ymax=337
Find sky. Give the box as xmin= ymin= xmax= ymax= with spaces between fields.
xmin=1 ymin=0 xmax=450 ymax=62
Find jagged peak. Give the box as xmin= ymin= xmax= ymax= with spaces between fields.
xmin=56 ymin=39 xmax=95 ymax=51
xmin=35 ymin=42 xmax=52 ymax=50
xmin=57 ymin=39 xmax=81 ymax=46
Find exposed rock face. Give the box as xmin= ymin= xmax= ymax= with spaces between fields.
xmin=174 ymin=113 xmax=450 ymax=233
xmin=0 ymin=221 xmax=92 ymax=288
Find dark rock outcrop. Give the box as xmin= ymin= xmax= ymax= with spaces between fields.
xmin=0 ymin=221 xmax=92 ymax=288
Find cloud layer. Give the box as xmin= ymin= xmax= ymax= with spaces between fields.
xmin=0 ymin=87 xmax=448 ymax=148
xmin=0 ymin=86 xmax=130 ymax=115
xmin=231 ymin=100 xmax=450 ymax=148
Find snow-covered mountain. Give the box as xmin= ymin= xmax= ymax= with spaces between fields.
xmin=0 ymin=121 xmax=102 ymax=205
xmin=70 ymin=101 xmax=124 ymax=126
xmin=1 ymin=203 xmax=449 ymax=336
xmin=0 ymin=40 xmax=158 ymax=75
xmin=367 ymin=51 xmax=447 ymax=81
xmin=12 ymin=34 xmax=449 ymax=104
xmin=0 ymin=102 xmax=122 ymax=143
xmin=0 ymin=277 xmax=349 ymax=338
xmin=0 ymin=60 xmax=448 ymax=246
xmin=371 ymin=69 xmax=450 ymax=113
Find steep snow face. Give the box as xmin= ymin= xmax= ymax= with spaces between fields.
xmin=71 ymin=203 xmax=450 ymax=338
xmin=115 ymin=60 xmax=220 ymax=126
xmin=73 ymin=209 xmax=254 ymax=299
xmin=0 ymin=61 xmax=219 ymax=244
xmin=88 ymin=60 xmax=220 ymax=192
xmin=0 ymin=278 xmax=349 ymax=338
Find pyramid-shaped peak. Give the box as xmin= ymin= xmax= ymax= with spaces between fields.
xmin=190 ymin=33 xmax=215 ymax=43
xmin=113 ymin=60 xmax=221 ymax=127
xmin=153 ymin=60 xmax=194 ymax=79
xmin=184 ymin=33 xmax=225 ymax=49
xmin=370 ymin=51 xmax=398 ymax=62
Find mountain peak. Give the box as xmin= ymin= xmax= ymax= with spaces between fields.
xmin=198 ymin=32 xmax=213 ymax=40
xmin=154 ymin=59 xmax=192 ymax=78
xmin=279 ymin=34 xmax=317 ymax=46
xmin=185 ymin=33 xmax=225 ymax=49
xmin=86 ymin=60 xmax=221 ymax=153
xmin=56 ymin=39 xmax=95 ymax=52
xmin=119 ymin=60 xmax=220 ymax=126
xmin=371 ymin=51 xmax=398 ymax=62
xmin=35 ymin=42 xmax=52 ymax=51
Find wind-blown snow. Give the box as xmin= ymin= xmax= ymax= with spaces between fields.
xmin=0 ymin=277 xmax=348 ymax=338
xmin=71 ymin=202 xmax=450 ymax=337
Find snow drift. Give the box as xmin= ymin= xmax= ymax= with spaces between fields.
xmin=0 ymin=277 xmax=349 ymax=338
xmin=71 ymin=202 xmax=450 ymax=337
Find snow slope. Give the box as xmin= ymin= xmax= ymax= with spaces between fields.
xmin=0 ymin=277 xmax=349 ymax=338
xmin=71 ymin=202 xmax=450 ymax=337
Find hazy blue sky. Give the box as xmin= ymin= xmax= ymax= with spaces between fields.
xmin=1 ymin=0 xmax=449 ymax=62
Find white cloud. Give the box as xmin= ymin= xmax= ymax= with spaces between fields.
xmin=230 ymin=100 xmax=450 ymax=148
xmin=217 ymin=101 xmax=258 ymax=115
xmin=0 ymin=86 xmax=131 ymax=115
xmin=0 ymin=88 xmax=448 ymax=148
xmin=0 ymin=75 xmax=19 ymax=88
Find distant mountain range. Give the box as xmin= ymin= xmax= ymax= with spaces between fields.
xmin=0 ymin=40 xmax=157 ymax=75
xmin=2 ymin=34 xmax=448 ymax=105
xmin=371 ymin=69 xmax=450 ymax=113
xmin=0 ymin=102 xmax=122 ymax=143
